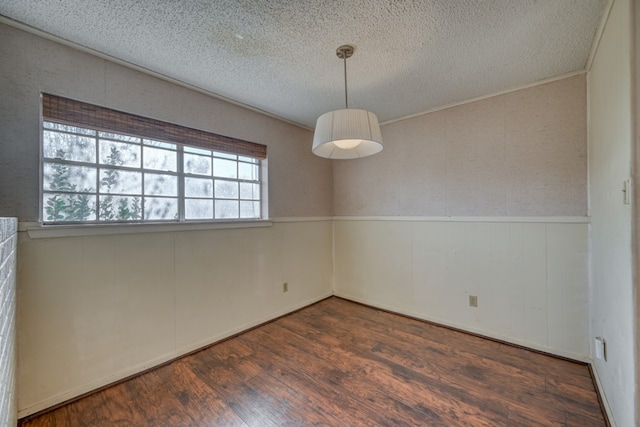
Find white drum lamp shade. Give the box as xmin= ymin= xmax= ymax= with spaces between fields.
xmin=312 ymin=109 xmax=383 ymax=159
xmin=312 ymin=45 xmax=383 ymax=159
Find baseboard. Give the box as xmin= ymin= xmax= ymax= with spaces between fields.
xmin=333 ymin=292 xmax=591 ymax=363
xmin=334 ymin=294 xmax=618 ymax=423
xmin=17 ymin=292 xmax=333 ymax=420
xmin=19 ymin=291 xmax=613 ymax=424
xmin=589 ymin=364 xmax=617 ymax=427
xmin=334 ymin=294 xmax=621 ymax=423
xmin=332 ymin=215 xmax=589 ymax=223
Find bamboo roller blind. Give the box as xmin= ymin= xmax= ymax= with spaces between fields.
xmin=42 ymin=93 xmax=267 ymax=159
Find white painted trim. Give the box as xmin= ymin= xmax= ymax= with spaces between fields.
xmin=586 ymin=0 xmax=616 ymax=71
xmin=270 ymin=216 xmax=333 ymax=223
xmin=19 ymin=216 xmax=588 ymax=238
xmin=331 ymin=220 xmax=337 ymax=295
xmin=334 ymin=292 xmax=591 ymax=363
xmin=19 ymin=220 xmax=273 ymax=238
xmin=16 ymin=292 xmax=332 ymax=418
xmin=0 ymin=16 xmax=311 ymax=131
xmin=591 ymin=363 xmax=618 ymax=426
xmin=332 ymin=216 xmax=590 ymax=224
xmin=380 ymin=71 xmax=587 ymax=126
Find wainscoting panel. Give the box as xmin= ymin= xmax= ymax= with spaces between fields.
xmin=334 ymin=219 xmax=589 ymax=360
xmin=16 ymin=220 xmax=333 ymax=417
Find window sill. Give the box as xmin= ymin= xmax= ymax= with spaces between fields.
xmin=19 ymin=220 xmax=273 ymax=239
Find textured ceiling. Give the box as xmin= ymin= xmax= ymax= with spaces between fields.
xmin=0 ymin=0 xmax=607 ymax=128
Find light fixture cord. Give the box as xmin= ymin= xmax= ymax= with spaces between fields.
xmin=343 ymin=55 xmax=348 ymax=109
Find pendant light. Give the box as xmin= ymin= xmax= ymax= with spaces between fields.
xmin=312 ymin=45 xmax=383 ymax=159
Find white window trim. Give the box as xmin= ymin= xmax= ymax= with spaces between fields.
xmin=20 ymin=219 xmax=273 ymax=239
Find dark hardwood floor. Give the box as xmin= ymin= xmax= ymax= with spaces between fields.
xmin=21 ymin=297 xmax=607 ymax=426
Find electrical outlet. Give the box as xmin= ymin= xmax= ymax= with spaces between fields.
xmin=595 ymin=336 xmax=607 ymax=360
xmin=283 ymin=282 xmax=288 ymax=293
xmin=468 ymin=295 xmax=478 ymax=307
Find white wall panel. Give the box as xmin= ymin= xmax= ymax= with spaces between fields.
xmin=587 ymin=0 xmax=635 ymax=424
xmin=334 ymin=219 xmax=589 ymax=359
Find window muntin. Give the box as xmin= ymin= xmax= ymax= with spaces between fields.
xmin=182 ymin=147 xmax=261 ymax=221
xmin=42 ymin=121 xmax=262 ymax=224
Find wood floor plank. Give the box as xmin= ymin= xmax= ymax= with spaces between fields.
xmin=230 ymin=333 xmax=379 ymax=426
xmin=187 ymin=346 xmax=289 ymax=426
xmin=282 ymin=309 xmax=565 ymax=422
xmin=19 ymin=297 xmax=607 ymax=426
xmin=90 ymin=388 xmax=145 ymax=427
xmin=305 ymin=300 xmax=589 ymax=425
xmin=157 ymin=359 xmax=249 ymax=426
xmin=252 ymin=322 xmax=508 ymax=426
xmin=287 ymin=316 xmax=564 ymax=418
xmin=319 ymin=298 xmax=589 ymax=381
xmin=203 ymin=339 xmax=347 ymax=426
xmin=59 ymin=393 xmax=99 ymax=427
xmin=241 ymin=325 xmax=451 ymax=426
xmin=309 ymin=299 xmax=595 ymax=411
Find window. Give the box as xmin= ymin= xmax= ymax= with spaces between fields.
xmin=41 ymin=94 xmax=266 ymax=224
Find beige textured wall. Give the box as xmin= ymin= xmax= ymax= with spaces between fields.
xmin=333 ymin=74 xmax=587 ymax=217
xmin=0 ymin=23 xmax=332 ymax=220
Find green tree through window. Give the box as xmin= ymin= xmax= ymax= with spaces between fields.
xmin=45 ymin=149 xmax=95 ymax=221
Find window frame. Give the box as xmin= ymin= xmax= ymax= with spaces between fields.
xmin=40 ymin=105 xmax=267 ymax=226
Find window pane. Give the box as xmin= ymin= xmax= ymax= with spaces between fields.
xmin=144 ymin=139 xmax=176 ymax=150
xmin=44 ymin=122 xmax=95 ymax=135
xmin=213 ymin=158 xmax=237 ymax=179
xmin=43 ymin=193 xmax=96 ymax=222
xmin=238 ymin=162 xmax=259 ymax=181
xmin=184 ymin=146 xmax=211 ymax=155
xmin=99 ymin=132 xmax=140 ymax=143
xmin=99 ymin=195 xmax=142 ymax=221
xmin=240 ymin=201 xmax=260 ymax=219
xmin=213 ymin=152 xmax=236 ymax=160
xmin=143 ymin=146 xmax=177 ymax=171
xmin=238 ymin=156 xmax=257 ymax=163
xmin=184 ymin=153 xmax=212 ymax=176
xmin=215 ymin=200 xmax=239 ymax=219
xmin=185 ymin=177 xmax=213 ymax=198
xmin=43 ymin=131 xmax=96 ymax=163
xmin=100 ymin=169 xmax=142 ymax=194
xmin=44 ymin=163 xmax=97 ymax=192
xmin=239 ymin=182 xmax=260 ymax=200
xmin=145 ymin=173 xmax=177 ymax=196
xmin=42 ymin=117 xmax=262 ymax=224
xmin=144 ymin=197 xmax=178 ymax=220
xmin=215 ymin=180 xmax=238 ymax=199
xmin=99 ymin=141 xmax=141 ymax=168
xmin=185 ymin=199 xmax=213 ymax=220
